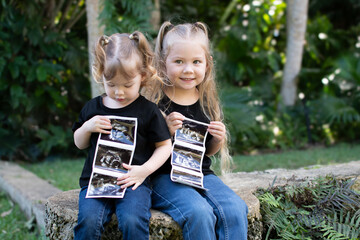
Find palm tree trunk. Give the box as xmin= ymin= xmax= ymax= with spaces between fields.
xmin=86 ymin=0 xmax=104 ymax=98
xmin=280 ymin=0 xmax=309 ymax=107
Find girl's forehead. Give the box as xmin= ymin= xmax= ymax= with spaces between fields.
xmin=167 ymin=41 xmax=206 ymax=57
xmin=105 ymin=55 xmax=141 ymax=82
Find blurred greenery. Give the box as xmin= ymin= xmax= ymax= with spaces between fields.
xmin=0 ymin=0 xmax=359 ymax=162
xmin=231 ymin=143 xmax=360 ymax=173
xmin=22 ymin=158 xmax=84 ymax=191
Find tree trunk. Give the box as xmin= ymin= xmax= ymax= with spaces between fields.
xmin=150 ymin=0 xmax=161 ymax=31
xmin=280 ymin=0 xmax=309 ymax=107
xmin=86 ymin=0 xmax=104 ymax=98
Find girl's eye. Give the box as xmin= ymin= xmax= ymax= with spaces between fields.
xmin=107 ymin=83 xmax=115 ymax=87
xmin=194 ymin=60 xmax=201 ymax=64
xmin=175 ymin=60 xmax=183 ymax=64
xmin=125 ymin=84 xmax=133 ymax=88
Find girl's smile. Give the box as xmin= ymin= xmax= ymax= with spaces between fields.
xmin=165 ymin=41 xmax=207 ymax=92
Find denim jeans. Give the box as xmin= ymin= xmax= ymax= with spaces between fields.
xmin=151 ymin=174 xmax=248 ymax=240
xmin=74 ymin=181 xmax=151 ymax=240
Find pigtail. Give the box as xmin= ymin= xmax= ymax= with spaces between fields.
xmin=144 ymin=21 xmax=174 ymax=103
xmin=194 ymin=22 xmax=209 ymax=37
xmin=92 ymin=35 xmax=110 ymax=83
xmin=131 ymin=31 xmax=159 ymax=86
xmin=155 ymin=21 xmax=173 ymax=80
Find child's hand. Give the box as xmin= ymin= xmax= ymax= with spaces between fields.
xmin=116 ymin=164 xmax=151 ymax=190
xmin=208 ymin=121 xmax=226 ymax=144
xmin=85 ymin=115 xmax=112 ymax=134
xmin=165 ymin=112 xmax=185 ymax=136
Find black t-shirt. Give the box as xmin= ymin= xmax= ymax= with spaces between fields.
xmin=72 ymin=95 xmax=171 ymax=188
xmin=153 ymin=95 xmax=215 ymax=176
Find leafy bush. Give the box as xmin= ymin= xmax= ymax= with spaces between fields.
xmin=257 ymin=176 xmax=360 ymax=239
xmin=0 ymin=0 xmax=157 ymax=162
xmin=217 ymin=0 xmax=360 ymax=153
xmin=0 ymin=1 xmax=90 ymax=161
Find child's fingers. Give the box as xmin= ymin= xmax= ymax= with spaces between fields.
xmin=167 ymin=112 xmax=185 ymax=121
xmin=120 ymin=180 xmax=135 ymax=189
xmin=208 ymin=121 xmax=226 ymax=141
xmin=117 ymin=173 xmax=128 ymax=182
xmin=131 ymin=182 xmax=141 ymax=190
xmin=122 ymin=163 xmax=131 ymax=170
xmin=166 ymin=112 xmax=184 ymax=127
xmin=99 ymin=129 xmax=112 ymax=134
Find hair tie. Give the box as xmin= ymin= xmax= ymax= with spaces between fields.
xmin=129 ymin=34 xmax=134 ymax=40
xmin=101 ymin=36 xmax=109 ymax=46
xmin=164 ymin=24 xmax=174 ymax=35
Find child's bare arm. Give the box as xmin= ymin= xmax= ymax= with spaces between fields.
xmin=74 ymin=116 xmax=112 ymax=149
xmin=117 ymin=139 xmax=172 ymax=190
xmin=206 ymin=121 xmax=226 ymax=156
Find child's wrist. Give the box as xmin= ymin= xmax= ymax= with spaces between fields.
xmin=142 ymin=163 xmax=154 ymax=176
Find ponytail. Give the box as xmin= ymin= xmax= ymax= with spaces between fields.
xmin=92 ymin=35 xmax=110 ymax=83
xmin=128 ymin=31 xmax=162 ymax=88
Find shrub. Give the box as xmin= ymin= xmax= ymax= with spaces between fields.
xmin=257 ymin=176 xmax=360 ymax=239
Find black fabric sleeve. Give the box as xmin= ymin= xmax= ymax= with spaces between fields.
xmin=147 ymin=106 xmax=171 ymax=143
xmin=72 ymin=101 xmax=90 ymax=132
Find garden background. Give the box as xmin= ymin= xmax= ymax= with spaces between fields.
xmin=1 ymin=0 xmax=360 ymax=239
xmin=1 ymin=0 xmax=359 ymax=162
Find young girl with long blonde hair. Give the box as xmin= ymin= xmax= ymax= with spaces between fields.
xmin=72 ymin=31 xmax=171 ymax=240
xmin=147 ymin=21 xmax=248 ymax=240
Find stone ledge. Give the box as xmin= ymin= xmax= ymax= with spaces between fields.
xmin=45 ymin=189 xmax=261 ymax=240
xmin=0 ymin=160 xmax=62 ymax=230
xmin=46 ymin=160 xmax=360 ymax=240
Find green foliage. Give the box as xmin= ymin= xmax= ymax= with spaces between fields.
xmin=257 ymin=176 xmax=360 ymax=239
xmin=160 ymin=0 xmax=230 ymax=37
xmin=215 ymin=0 xmax=286 ymax=87
xmin=1 ymin=0 xmax=360 ymax=161
xmin=0 ymin=1 xmax=90 ymax=161
xmin=216 ymin=0 xmax=360 ymax=153
xmin=100 ymin=0 xmax=155 ymax=37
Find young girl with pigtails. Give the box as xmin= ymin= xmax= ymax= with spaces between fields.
xmin=72 ymin=31 xmax=171 ymax=240
xmin=146 ymin=21 xmax=249 ymax=240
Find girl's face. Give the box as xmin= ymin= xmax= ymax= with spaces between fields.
xmin=165 ymin=40 xmax=207 ymax=93
xmin=103 ymin=60 xmax=143 ymax=108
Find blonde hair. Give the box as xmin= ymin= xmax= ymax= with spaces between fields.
xmin=92 ymin=31 xmax=161 ymax=89
xmin=146 ymin=21 xmax=232 ymax=174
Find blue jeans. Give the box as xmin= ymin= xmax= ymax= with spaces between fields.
xmin=151 ymin=174 xmax=248 ymax=240
xmin=74 ymin=181 xmax=151 ymax=240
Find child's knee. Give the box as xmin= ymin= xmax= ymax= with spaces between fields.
xmin=78 ymin=211 xmax=99 ymax=228
xmin=186 ymin=202 xmax=216 ymax=224
xmin=117 ymin=210 xmax=150 ymax=229
xmin=224 ymin=198 xmax=248 ymax=221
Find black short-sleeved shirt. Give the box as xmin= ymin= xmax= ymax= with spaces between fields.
xmin=72 ymin=95 xmax=171 ymax=188
xmin=153 ymin=95 xmax=215 ymax=176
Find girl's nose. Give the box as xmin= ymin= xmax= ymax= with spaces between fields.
xmin=183 ymin=64 xmax=194 ymax=74
xmin=115 ymin=88 xmax=124 ymax=95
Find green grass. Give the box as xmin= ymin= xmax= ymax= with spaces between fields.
xmin=230 ymin=143 xmax=360 ymax=173
xmin=22 ymin=158 xmax=84 ymax=191
xmin=0 ymin=192 xmax=44 ymax=240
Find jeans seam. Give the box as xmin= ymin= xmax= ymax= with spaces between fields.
xmin=95 ymin=199 xmax=110 ymax=240
xmin=203 ymin=191 xmax=229 ymax=240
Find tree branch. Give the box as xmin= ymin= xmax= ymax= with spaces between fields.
xmin=58 ymin=0 xmax=73 ymax=30
xmin=50 ymin=0 xmax=66 ymax=29
xmin=63 ymin=8 xmax=86 ymax=33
